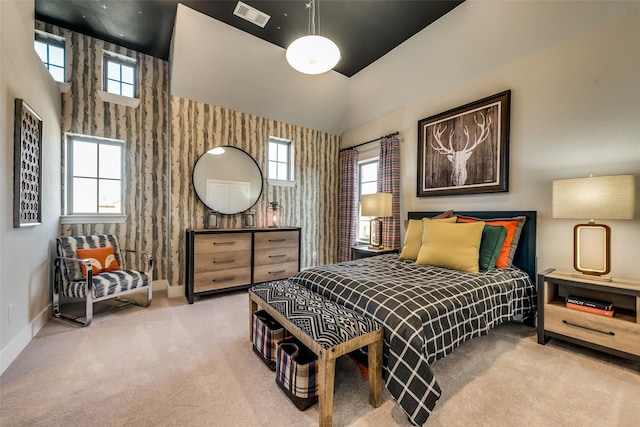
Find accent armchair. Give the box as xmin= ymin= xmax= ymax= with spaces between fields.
xmin=52 ymin=234 xmax=153 ymax=326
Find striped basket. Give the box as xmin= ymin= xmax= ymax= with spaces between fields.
xmin=252 ymin=310 xmax=289 ymax=371
xmin=275 ymin=337 xmax=319 ymax=411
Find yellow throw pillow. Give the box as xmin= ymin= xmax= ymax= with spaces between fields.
xmin=399 ymin=216 xmax=457 ymax=261
xmin=415 ymin=221 xmax=485 ymax=273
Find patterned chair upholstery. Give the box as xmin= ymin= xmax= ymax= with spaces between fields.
xmin=53 ymin=234 xmax=153 ymax=326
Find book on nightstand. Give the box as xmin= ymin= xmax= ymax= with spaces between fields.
xmin=566 ymin=302 xmax=614 ymax=317
xmin=566 ymin=295 xmax=613 ymax=311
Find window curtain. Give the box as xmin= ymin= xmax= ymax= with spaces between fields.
xmin=338 ymin=148 xmax=359 ymax=262
xmin=377 ymin=136 xmax=401 ymax=249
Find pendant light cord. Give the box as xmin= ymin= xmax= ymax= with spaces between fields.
xmin=307 ymin=0 xmax=320 ymax=36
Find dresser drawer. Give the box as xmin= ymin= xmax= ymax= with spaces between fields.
xmin=194 ymin=267 xmax=252 ymax=292
xmin=194 ymin=233 xmax=251 ymax=255
xmin=254 ymin=245 xmax=298 ymax=266
xmin=254 ymin=262 xmax=299 ymax=283
xmin=545 ymin=304 xmax=640 ymax=356
xmin=194 ymin=251 xmax=251 ymax=273
xmin=254 ymin=230 xmax=299 ymax=250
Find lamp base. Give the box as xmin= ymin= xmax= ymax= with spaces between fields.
xmin=573 ymin=222 xmax=611 ymax=276
xmin=571 ymin=272 xmax=613 ymax=282
xmin=369 ymin=218 xmax=382 ymax=248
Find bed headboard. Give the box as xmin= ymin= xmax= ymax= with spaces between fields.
xmin=407 ymin=211 xmax=537 ymax=281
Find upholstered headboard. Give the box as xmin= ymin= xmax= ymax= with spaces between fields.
xmin=407 ymin=211 xmax=537 ymax=281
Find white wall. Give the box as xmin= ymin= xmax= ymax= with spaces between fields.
xmin=170 ymin=4 xmax=349 ymax=135
xmin=1 ymin=0 xmax=62 ymax=374
xmin=342 ymin=2 xmax=640 ymax=280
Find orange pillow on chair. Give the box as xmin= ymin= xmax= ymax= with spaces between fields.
xmin=76 ymin=246 xmax=119 ymax=277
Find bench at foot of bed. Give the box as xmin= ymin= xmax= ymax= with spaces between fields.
xmin=249 ymin=280 xmax=383 ymax=427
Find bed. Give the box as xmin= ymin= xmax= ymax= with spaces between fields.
xmin=289 ymin=211 xmax=537 ymax=426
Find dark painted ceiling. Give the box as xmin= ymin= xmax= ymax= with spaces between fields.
xmin=34 ymin=0 xmax=463 ymax=77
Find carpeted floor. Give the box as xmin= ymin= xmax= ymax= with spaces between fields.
xmin=1 ymin=290 xmax=638 ymax=426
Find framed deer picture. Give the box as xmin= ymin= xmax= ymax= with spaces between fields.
xmin=417 ymin=90 xmax=511 ymax=197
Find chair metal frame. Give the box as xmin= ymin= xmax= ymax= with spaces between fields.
xmin=52 ymin=244 xmax=153 ymax=327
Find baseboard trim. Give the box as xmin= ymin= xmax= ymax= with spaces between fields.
xmin=152 ymin=279 xmax=169 ymax=291
xmin=167 ymin=284 xmax=185 ymax=299
xmin=1 ymin=304 xmax=50 ymax=376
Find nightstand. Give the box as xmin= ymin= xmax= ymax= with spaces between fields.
xmin=537 ymin=269 xmax=640 ymax=362
xmin=351 ymin=245 xmax=399 ymax=261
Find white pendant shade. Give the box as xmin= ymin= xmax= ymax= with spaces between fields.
xmin=286 ymin=35 xmax=340 ymax=75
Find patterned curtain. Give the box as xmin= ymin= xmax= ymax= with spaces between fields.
xmin=377 ymin=136 xmax=401 ymax=249
xmin=338 ymin=148 xmax=359 ymax=262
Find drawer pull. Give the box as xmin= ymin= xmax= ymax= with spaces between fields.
xmin=268 ymin=254 xmax=286 ymax=258
xmin=213 ymin=241 xmax=236 ymax=245
xmin=269 ymin=270 xmax=286 ymax=275
xmin=212 ymin=276 xmax=235 ymax=283
xmin=213 ymin=259 xmax=234 ymax=264
xmin=562 ymin=320 xmax=615 ymax=336
xmin=269 ymin=238 xmax=286 ymax=242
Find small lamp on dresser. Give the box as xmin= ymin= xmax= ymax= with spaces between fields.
xmin=361 ymin=192 xmax=393 ymax=249
xmin=552 ymin=174 xmax=635 ymax=280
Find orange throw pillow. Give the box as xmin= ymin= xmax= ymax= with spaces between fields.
xmin=456 ymin=216 xmax=526 ymax=268
xmin=76 ymin=246 xmax=119 ymax=277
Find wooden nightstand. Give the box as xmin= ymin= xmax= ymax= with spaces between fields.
xmin=537 ymin=269 xmax=640 ymax=362
xmin=351 ymin=245 xmax=398 ymax=261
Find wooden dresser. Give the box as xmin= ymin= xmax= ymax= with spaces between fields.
xmin=185 ymin=228 xmax=301 ymax=303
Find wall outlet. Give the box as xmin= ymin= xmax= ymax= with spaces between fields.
xmin=8 ymin=303 xmax=14 ymax=324
xmin=312 ymin=251 xmax=317 ymax=260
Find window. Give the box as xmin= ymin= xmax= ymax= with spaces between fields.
xmin=267 ymin=137 xmax=295 ymax=185
xmin=357 ymin=159 xmax=378 ymax=242
xmin=34 ymin=31 xmax=65 ymax=83
xmin=66 ymin=134 xmax=124 ymax=215
xmin=103 ymin=52 xmax=136 ymax=98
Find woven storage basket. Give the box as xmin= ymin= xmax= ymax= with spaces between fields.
xmin=252 ymin=310 xmax=289 ymax=371
xmin=275 ymin=337 xmax=319 ymax=410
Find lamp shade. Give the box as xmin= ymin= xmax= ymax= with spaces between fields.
xmin=361 ymin=193 xmax=392 ymax=217
xmin=286 ymin=35 xmax=340 ymax=75
xmin=552 ymin=174 xmax=635 ymax=220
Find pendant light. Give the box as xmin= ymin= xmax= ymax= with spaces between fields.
xmin=286 ymin=0 xmax=340 ymax=75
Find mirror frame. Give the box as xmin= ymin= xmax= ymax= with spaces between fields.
xmin=192 ymin=146 xmax=264 ymax=215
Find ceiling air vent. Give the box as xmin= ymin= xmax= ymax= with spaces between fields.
xmin=233 ymin=1 xmax=271 ymax=28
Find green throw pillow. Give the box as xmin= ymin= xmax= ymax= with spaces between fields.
xmin=479 ymin=225 xmax=508 ymax=271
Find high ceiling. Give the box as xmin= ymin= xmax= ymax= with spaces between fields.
xmin=34 ymin=0 xmax=463 ymax=77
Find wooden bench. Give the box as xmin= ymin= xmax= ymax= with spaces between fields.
xmin=249 ymin=280 xmax=383 ymax=427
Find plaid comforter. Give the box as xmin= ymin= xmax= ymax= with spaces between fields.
xmin=290 ymin=254 xmax=536 ymax=426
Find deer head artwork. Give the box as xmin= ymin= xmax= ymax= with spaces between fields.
xmin=431 ymin=112 xmax=492 ymax=186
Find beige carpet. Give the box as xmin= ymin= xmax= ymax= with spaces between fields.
xmin=1 ymin=290 xmax=639 ymax=426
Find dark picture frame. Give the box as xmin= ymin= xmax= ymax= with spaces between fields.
xmin=13 ymin=98 xmax=43 ymax=227
xmin=417 ymin=90 xmax=511 ymax=197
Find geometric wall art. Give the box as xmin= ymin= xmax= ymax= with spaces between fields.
xmin=14 ymin=98 xmax=43 ymax=227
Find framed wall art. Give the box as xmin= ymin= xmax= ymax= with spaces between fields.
xmin=13 ymin=98 xmax=43 ymax=227
xmin=417 ymin=90 xmax=511 ymax=197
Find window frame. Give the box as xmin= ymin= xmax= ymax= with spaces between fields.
xmin=34 ymin=30 xmax=66 ymax=83
xmin=267 ymin=136 xmax=295 ymax=187
xmin=64 ymin=133 xmax=126 ymax=221
xmin=357 ymin=158 xmax=379 ymax=243
xmin=102 ymin=52 xmax=138 ymax=98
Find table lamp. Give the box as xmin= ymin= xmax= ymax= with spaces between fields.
xmin=361 ymin=193 xmax=393 ymax=248
xmin=552 ymin=174 xmax=635 ymax=279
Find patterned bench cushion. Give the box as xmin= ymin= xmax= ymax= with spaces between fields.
xmin=250 ymin=280 xmax=381 ymax=350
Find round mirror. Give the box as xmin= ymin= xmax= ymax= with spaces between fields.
xmin=192 ymin=146 xmax=263 ymax=215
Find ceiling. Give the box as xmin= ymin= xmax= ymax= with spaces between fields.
xmin=34 ymin=0 xmax=463 ymax=77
